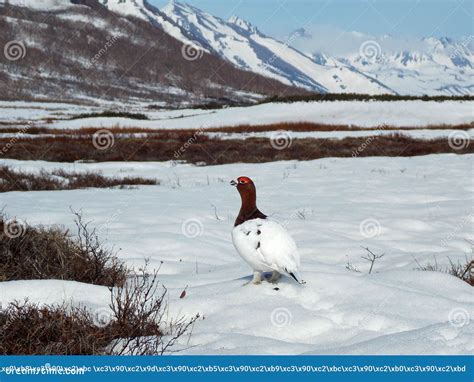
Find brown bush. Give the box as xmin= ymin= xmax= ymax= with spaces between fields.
xmin=1 ymin=122 xmax=471 ymax=136
xmin=415 ymin=255 xmax=473 ymax=286
xmin=0 ymin=132 xmax=471 ymax=164
xmin=0 ymin=212 xmax=127 ymax=286
xmin=0 ymin=302 xmax=109 ymax=355
xmin=0 ymin=265 xmax=199 ymax=355
xmin=107 ymin=263 xmax=200 ymax=355
xmin=0 ymin=166 xmax=158 ymax=192
xmin=207 ymin=122 xmax=474 ymax=133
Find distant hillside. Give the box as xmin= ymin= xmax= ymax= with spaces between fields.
xmin=0 ymin=1 xmax=302 ymax=105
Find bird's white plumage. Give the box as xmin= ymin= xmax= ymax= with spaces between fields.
xmin=231 ymin=218 xmax=300 ymax=276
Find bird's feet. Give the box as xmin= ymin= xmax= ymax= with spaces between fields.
xmin=243 ymin=271 xmax=262 ymax=286
xmin=252 ymin=271 xmax=262 ymax=284
xmin=268 ymin=270 xmax=281 ymax=283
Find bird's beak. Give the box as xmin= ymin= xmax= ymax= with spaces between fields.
xmin=230 ymin=179 xmax=237 ymax=186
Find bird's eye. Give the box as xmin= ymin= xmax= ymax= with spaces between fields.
xmin=239 ymin=180 xmax=246 ymax=184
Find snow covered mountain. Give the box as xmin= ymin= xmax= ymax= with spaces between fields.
xmin=289 ymin=28 xmax=474 ymax=96
xmin=85 ymin=0 xmax=392 ymax=94
xmin=104 ymin=0 xmax=472 ymax=96
xmin=343 ymin=37 xmax=474 ymax=96
xmin=158 ymin=1 xmax=393 ymax=94
xmin=2 ymin=0 xmax=471 ymax=97
xmin=96 ymin=0 xmax=194 ymax=45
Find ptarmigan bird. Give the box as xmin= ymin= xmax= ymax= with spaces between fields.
xmin=230 ymin=176 xmax=304 ymax=285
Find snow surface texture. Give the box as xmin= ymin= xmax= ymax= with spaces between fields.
xmin=1 ymin=154 xmax=473 ymax=354
xmin=1 ymin=100 xmax=472 ymax=131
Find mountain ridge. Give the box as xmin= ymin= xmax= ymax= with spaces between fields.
xmin=1 ymin=0 xmax=472 ymax=97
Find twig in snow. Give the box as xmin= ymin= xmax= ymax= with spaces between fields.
xmin=211 ymin=204 xmax=221 ymax=220
xmin=361 ymin=247 xmax=385 ymax=274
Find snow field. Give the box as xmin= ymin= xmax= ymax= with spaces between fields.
xmin=1 ymin=154 xmax=472 ymax=354
xmin=0 ymin=100 xmax=472 ymax=131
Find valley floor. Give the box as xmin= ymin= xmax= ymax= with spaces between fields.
xmin=0 ymin=100 xmax=473 ymax=130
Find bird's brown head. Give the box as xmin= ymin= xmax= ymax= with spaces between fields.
xmin=230 ymin=176 xmax=267 ymax=226
xmin=230 ymin=176 xmax=255 ymax=197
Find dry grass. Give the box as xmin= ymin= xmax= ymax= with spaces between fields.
xmin=0 ymin=132 xmax=471 ymax=164
xmin=415 ymin=256 xmax=473 ymax=286
xmin=206 ymin=122 xmax=474 ymax=134
xmin=0 ymin=166 xmax=158 ymax=192
xmin=0 ymin=211 xmax=127 ymax=286
xmin=0 ymin=212 xmax=200 ymax=355
xmin=0 ymin=264 xmax=199 ymax=355
xmin=0 ymin=122 xmax=471 ymax=135
xmin=0 ymin=302 xmax=110 ymax=355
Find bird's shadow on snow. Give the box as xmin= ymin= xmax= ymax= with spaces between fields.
xmin=235 ymin=272 xmax=295 ymax=287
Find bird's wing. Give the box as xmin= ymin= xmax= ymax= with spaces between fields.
xmin=256 ymin=219 xmax=300 ymax=274
xmin=232 ymin=219 xmax=269 ymax=269
xmin=232 ymin=218 xmax=301 ymax=279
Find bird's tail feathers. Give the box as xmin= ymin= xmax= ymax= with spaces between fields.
xmin=286 ymin=269 xmax=306 ymax=285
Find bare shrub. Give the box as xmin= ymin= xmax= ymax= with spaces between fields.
xmin=0 ymin=166 xmax=158 ymax=192
xmin=0 ymin=211 xmax=199 ymax=355
xmin=414 ymin=255 xmax=473 ymax=286
xmin=0 ymin=266 xmax=200 ymax=355
xmin=345 ymin=247 xmax=384 ymax=274
xmin=1 ymin=133 xmax=471 ymax=164
xmin=0 ymin=212 xmax=127 ymax=287
xmin=107 ymin=262 xmax=200 ymax=355
xmin=361 ymin=247 xmax=385 ymax=274
xmin=1 ymin=122 xmax=471 ymax=136
xmin=0 ymin=301 xmax=108 ymax=355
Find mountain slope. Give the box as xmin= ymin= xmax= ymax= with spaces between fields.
xmin=0 ymin=0 xmax=300 ymax=105
xmin=159 ymin=1 xmax=393 ymax=94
